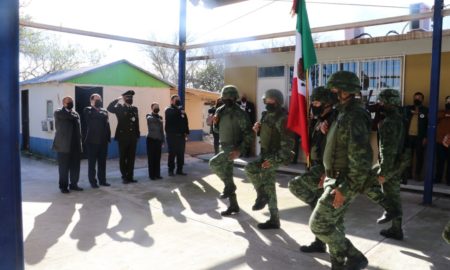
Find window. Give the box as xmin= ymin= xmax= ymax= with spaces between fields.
xmin=258 ymin=66 xmax=285 ymax=78
xmin=46 ymin=100 xmax=53 ymax=119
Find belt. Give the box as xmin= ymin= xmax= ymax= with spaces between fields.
xmin=325 ymin=169 xmax=346 ymax=178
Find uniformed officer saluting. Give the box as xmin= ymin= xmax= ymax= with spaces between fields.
xmin=107 ymin=90 xmax=140 ymax=184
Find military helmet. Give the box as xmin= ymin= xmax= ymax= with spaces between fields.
xmin=310 ymin=86 xmax=332 ymax=104
xmin=262 ymin=89 xmax=284 ymax=105
xmin=326 ymin=71 xmax=361 ymax=93
xmin=378 ymin=88 xmax=401 ymax=106
xmin=221 ymin=85 xmax=239 ymax=100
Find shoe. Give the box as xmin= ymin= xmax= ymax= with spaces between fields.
xmin=128 ymin=179 xmax=138 ymax=183
xmin=220 ymin=206 xmax=240 ymax=216
xmin=156 ymin=176 xmax=163 ymax=180
xmin=69 ymin=185 xmax=84 ymax=191
xmin=169 ymin=171 xmax=175 ymax=177
xmin=122 ymin=180 xmax=130 ymax=184
xmin=91 ymin=183 xmax=99 ymax=189
xmin=345 ymin=253 xmax=368 ymax=270
xmin=176 ymin=172 xmax=187 ymax=176
xmin=299 ymin=240 xmax=326 ymax=253
xmin=380 ymin=228 xmax=404 ymax=240
xmin=99 ymin=182 xmax=111 ymax=187
xmin=60 ymin=189 xmax=70 ymax=194
xmin=377 ymin=211 xmax=400 ymax=224
xmin=150 ymin=177 xmax=157 ymax=181
xmin=257 ymin=219 xmax=280 ymax=230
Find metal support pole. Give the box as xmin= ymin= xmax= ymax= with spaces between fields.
xmin=178 ymin=0 xmax=187 ymax=106
xmin=423 ymin=0 xmax=444 ymax=205
xmin=0 ymin=0 xmax=25 ymax=269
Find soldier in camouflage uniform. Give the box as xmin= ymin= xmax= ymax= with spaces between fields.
xmin=289 ymin=86 xmax=337 ymax=253
xmin=245 ymin=89 xmax=294 ymax=229
xmin=209 ymin=85 xmax=253 ymax=216
xmin=309 ymin=71 xmax=372 ymax=270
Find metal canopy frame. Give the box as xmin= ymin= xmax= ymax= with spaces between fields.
xmin=0 ymin=1 xmax=445 ymax=268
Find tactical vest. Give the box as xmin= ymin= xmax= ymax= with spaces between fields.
xmin=218 ymin=107 xmax=242 ymax=148
xmin=260 ymin=111 xmax=282 ymax=156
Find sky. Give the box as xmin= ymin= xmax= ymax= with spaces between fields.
xmin=20 ymin=0 xmax=446 ymax=71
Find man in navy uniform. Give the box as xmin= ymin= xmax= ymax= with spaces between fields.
xmin=107 ymin=90 xmax=140 ymax=184
xmin=53 ymin=96 xmax=83 ymax=193
xmin=84 ymin=94 xmax=111 ymax=188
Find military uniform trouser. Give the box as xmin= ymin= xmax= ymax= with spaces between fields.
xmin=209 ymin=149 xmax=236 ymax=194
xmin=289 ymin=164 xmax=325 ymax=208
xmin=245 ymin=159 xmax=279 ymax=212
xmin=309 ymin=186 xmax=360 ymax=265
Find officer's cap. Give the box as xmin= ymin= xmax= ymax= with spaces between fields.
xmin=122 ymin=90 xmax=135 ymax=97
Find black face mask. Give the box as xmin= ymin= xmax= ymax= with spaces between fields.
xmin=94 ymin=100 xmax=102 ymax=108
xmin=265 ymin=103 xmax=277 ymax=112
xmin=311 ymin=106 xmax=323 ymax=116
xmin=414 ymin=99 xmax=422 ymax=107
xmin=124 ymin=98 xmax=133 ymax=105
xmin=241 ymin=97 xmax=247 ymax=103
xmin=223 ymin=99 xmax=234 ymax=107
xmin=174 ymin=100 xmax=181 ymax=106
xmin=65 ymin=102 xmax=74 ymax=110
xmin=153 ymin=108 xmax=160 ymax=114
xmin=446 ymin=103 xmax=450 ymax=110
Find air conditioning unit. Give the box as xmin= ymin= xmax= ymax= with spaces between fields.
xmin=41 ymin=119 xmax=54 ymax=132
xmin=410 ymin=3 xmax=431 ymax=31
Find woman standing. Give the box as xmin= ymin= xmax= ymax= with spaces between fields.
xmin=146 ymin=103 xmax=164 ymax=180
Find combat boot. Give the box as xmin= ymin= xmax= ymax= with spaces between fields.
xmin=257 ymin=209 xmax=280 ymax=229
xmin=330 ymin=258 xmax=345 ymax=270
xmin=376 ymin=210 xmax=401 ymax=224
xmin=220 ymin=183 xmax=236 ymax=199
xmin=299 ymin=237 xmax=326 ymax=253
xmin=252 ymin=186 xmax=268 ymax=211
xmin=344 ymin=239 xmax=368 ymax=270
xmin=220 ymin=194 xmax=240 ymax=216
xmin=380 ymin=227 xmax=403 ymax=240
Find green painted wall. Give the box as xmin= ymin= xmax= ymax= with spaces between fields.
xmin=65 ymin=62 xmax=170 ymax=88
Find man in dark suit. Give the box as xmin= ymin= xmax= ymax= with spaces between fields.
xmin=165 ymin=95 xmax=189 ymax=176
xmin=107 ymin=90 xmax=140 ymax=184
xmin=405 ymin=91 xmax=428 ymax=181
xmin=84 ymin=94 xmax=111 ymax=188
xmin=238 ymin=93 xmax=256 ymax=157
xmin=53 ymin=96 xmax=83 ymax=193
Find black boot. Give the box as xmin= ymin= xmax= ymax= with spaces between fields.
xmin=252 ymin=186 xmax=268 ymax=211
xmin=300 ymin=238 xmax=326 ymax=253
xmin=221 ymin=194 xmax=240 ymax=216
xmin=380 ymin=227 xmax=403 ymax=240
xmin=257 ymin=209 xmax=280 ymax=230
xmin=377 ymin=210 xmax=401 ymax=224
xmin=220 ymin=183 xmax=236 ymax=199
xmin=344 ymin=239 xmax=368 ymax=270
xmin=331 ymin=258 xmax=345 ymax=270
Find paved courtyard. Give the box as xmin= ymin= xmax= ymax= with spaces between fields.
xmin=21 ymin=154 xmax=450 ymax=270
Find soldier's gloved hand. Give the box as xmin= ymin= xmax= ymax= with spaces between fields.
xmin=318 ymin=174 xmax=325 ymax=188
xmin=213 ymin=115 xmax=219 ymax=125
xmin=253 ymin=122 xmax=261 ymax=133
xmin=331 ymin=188 xmax=345 ymax=209
xmin=261 ymin=160 xmax=272 ymax=169
xmin=228 ymin=150 xmax=241 ymax=160
xmin=378 ymin=175 xmax=385 ymax=185
xmin=320 ymin=121 xmax=329 ymax=134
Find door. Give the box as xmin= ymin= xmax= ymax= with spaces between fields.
xmin=75 ymin=86 xmax=103 ymax=158
xmin=21 ymin=90 xmax=30 ymax=151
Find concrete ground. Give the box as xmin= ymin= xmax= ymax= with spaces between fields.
xmin=21 ymin=153 xmax=450 ymax=270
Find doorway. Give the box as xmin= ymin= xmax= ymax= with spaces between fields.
xmin=75 ymin=86 xmax=103 ymax=158
xmin=21 ymin=90 xmax=30 ymax=151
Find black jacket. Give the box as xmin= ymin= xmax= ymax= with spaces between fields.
xmin=107 ymin=99 xmax=140 ymax=141
xmin=52 ymin=108 xmax=82 ymax=153
xmin=83 ymin=106 xmax=111 ymax=144
xmin=237 ymin=100 xmax=256 ymax=125
xmin=164 ymin=105 xmax=189 ymax=135
xmin=146 ymin=113 xmax=164 ymax=141
xmin=405 ymin=105 xmax=428 ymax=139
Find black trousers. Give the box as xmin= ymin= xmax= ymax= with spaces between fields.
xmin=57 ymin=151 xmax=80 ymax=190
xmin=406 ymin=135 xmax=426 ymax=178
xmin=87 ymin=142 xmax=108 ymax=184
xmin=213 ymin=132 xmax=220 ymax=155
xmin=146 ymin=137 xmax=162 ymax=178
xmin=118 ymin=138 xmax=137 ymax=181
xmin=166 ymin=133 xmax=185 ymax=173
xmin=436 ymin=143 xmax=450 ymax=184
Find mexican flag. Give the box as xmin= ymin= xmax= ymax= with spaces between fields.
xmin=287 ymin=0 xmax=317 ymax=159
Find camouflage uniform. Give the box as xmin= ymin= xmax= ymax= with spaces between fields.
xmin=209 ymin=85 xmax=252 ymax=216
xmin=443 ymin=221 xmax=450 ymax=244
xmin=245 ymin=89 xmax=294 ymax=229
xmin=309 ymin=71 xmax=372 ymax=270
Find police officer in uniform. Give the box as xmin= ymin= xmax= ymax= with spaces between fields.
xmin=84 ymin=94 xmax=111 ymax=188
xmin=309 ymin=71 xmax=372 ymax=270
xmin=209 ymin=85 xmax=252 ymax=216
xmin=107 ymin=90 xmax=140 ymax=184
xmin=289 ymin=86 xmax=337 ymax=252
xmin=245 ymin=89 xmax=294 ymax=229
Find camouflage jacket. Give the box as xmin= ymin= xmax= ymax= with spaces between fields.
xmin=213 ymin=104 xmax=252 ymax=153
xmin=258 ymin=108 xmax=295 ymax=166
xmin=378 ymin=107 xmax=405 ymax=179
xmin=323 ymin=98 xmax=373 ymax=195
xmin=310 ymin=108 xmax=337 ymax=163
